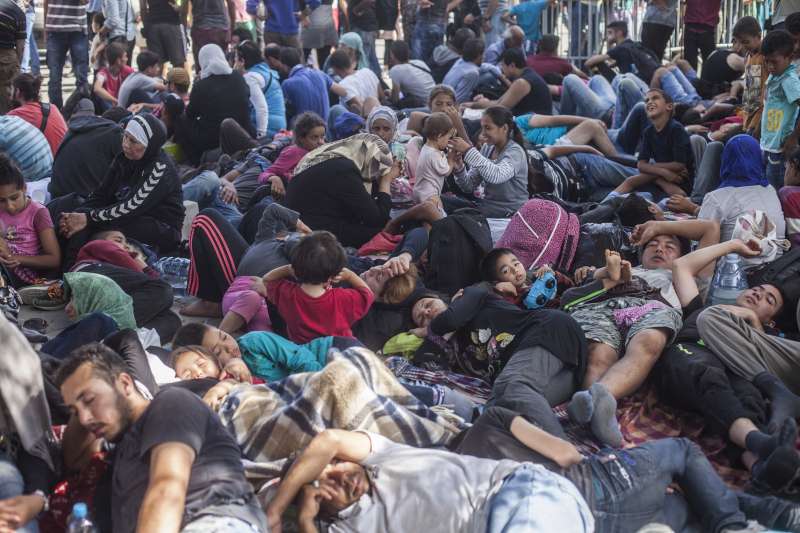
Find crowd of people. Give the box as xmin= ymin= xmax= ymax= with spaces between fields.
xmin=3 ymin=0 xmax=800 ymax=531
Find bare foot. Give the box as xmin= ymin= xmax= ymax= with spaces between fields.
xmin=604 ymin=250 xmax=621 ymax=282
xmin=620 ymin=260 xmax=632 ymax=284
xmin=180 ymin=299 xmax=223 ymax=317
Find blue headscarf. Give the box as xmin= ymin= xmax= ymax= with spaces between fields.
xmin=332 ymin=111 xmax=366 ymax=140
xmin=719 ymin=134 xmax=769 ymax=188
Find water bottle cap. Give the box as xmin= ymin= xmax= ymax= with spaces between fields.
xmin=72 ymin=502 xmax=88 ymax=519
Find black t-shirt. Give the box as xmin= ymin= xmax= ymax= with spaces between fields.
xmin=675 ymin=294 xmax=782 ymax=344
xmin=512 ymin=68 xmax=553 ymax=116
xmin=638 ymin=119 xmax=694 ymax=193
xmin=607 ymin=39 xmax=660 ymax=84
xmin=111 ymin=387 xmax=260 ymax=533
xmin=0 ymin=0 xmax=25 ymax=49
xmin=700 ymin=49 xmax=741 ymax=84
xmin=348 ymin=0 xmax=379 ymax=31
xmin=143 ymin=0 xmax=180 ymax=25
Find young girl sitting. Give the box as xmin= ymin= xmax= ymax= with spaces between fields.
xmin=258 ymin=112 xmax=327 ymax=200
xmin=264 ymin=230 xmax=374 ymax=343
xmin=0 ymin=154 xmax=61 ymax=287
xmin=413 ymin=112 xmax=459 ymax=206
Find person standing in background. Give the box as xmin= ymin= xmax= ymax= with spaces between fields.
xmin=773 ymin=0 xmax=800 ymax=31
xmin=683 ymin=0 xmax=721 ymax=71
xmin=20 ymin=0 xmax=39 ymax=74
xmin=640 ymin=0 xmax=677 ymax=61
xmin=301 ymin=0 xmax=338 ymax=68
xmin=182 ymin=0 xmax=235 ymax=67
xmin=102 ymin=0 xmax=136 ymax=63
xmin=411 ymin=0 xmax=457 ymax=64
xmin=0 ymin=0 xmax=25 ymax=114
xmin=479 ymin=0 xmax=506 ymax=48
xmin=348 ymin=0 xmax=382 ymax=77
xmin=45 ymin=0 xmax=90 ymax=108
xmin=141 ymin=0 xmax=186 ymax=69
xmin=246 ymin=0 xmax=300 ymax=51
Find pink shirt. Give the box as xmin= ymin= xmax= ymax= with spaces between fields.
xmin=0 ymin=200 xmax=54 ymax=283
xmin=258 ymin=145 xmax=309 ymax=184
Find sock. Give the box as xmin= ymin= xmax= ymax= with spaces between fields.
xmin=589 ymin=383 xmax=623 ymax=448
xmin=754 ymin=372 xmax=800 ymax=432
xmin=567 ymin=389 xmax=594 ymax=425
xmin=746 ymin=430 xmax=779 ymax=461
xmin=752 ymin=446 xmax=800 ymax=492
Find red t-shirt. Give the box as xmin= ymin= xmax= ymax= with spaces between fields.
xmin=7 ymin=102 xmax=68 ymax=156
xmin=266 ymin=278 xmax=374 ymax=343
xmin=526 ymin=54 xmax=573 ymax=78
xmin=97 ymin=65 xmax=135 ymax=100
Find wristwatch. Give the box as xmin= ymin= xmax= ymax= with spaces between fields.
xmin=32 ymin=490 xmax=50 ymax=513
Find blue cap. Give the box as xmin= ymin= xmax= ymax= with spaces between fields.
xmin=72 ymin=503 xmax=88 ymax=519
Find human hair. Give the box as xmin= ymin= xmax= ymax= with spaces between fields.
xmin=483 ymin=106 xmax=525 ymax=146
xmin=290 ymin=231 xmax=347 ymax=284
xmin=733 ymin=16 xmax=761 ymax=39
xmin=169 ymin=345 xmax=221 ymax=372
xmin=136 ymin=50 xmax=160 ymax=72
xmin=428 ymin=84 xmax=456 ymax=107
xmin=293 ymin=111 xmax=326 ymax=142
xmin=264 ymin=43 xmax=282 ymax=61
xmin=382 ymin=264 xmax=419 ymax=304
xmin=233 ymin=27 xmax=254 ymax=43
xmin=0 ymin=152 xmax=24 ymax=190
xmin=480 ymin=248 xmax=516 ymax=282
xmin=237 ymin=40 xmax=264 ymax=69
xmin=462 ymin=38 xmax=485 ymax=62
xmin=500 ymin=47 xmax=526 ymax=68
xmin=390 ymin=40 xmax=410 ymax=63
xmin=172 ymin=322 xmax=210 ymax=348
xmin=280 ymin=47 xmax=302 ymax=68
xmin=787 ymin=12 xmax=800 ymax=36
xmin=422 ymin=112 xmax=454 ymax=142
xmin=92 ymin=11 xmax=105 ymax=27
xmin=329 ymin=49 xmax=353 ymax=71
xmin=538 ymin=34 xmax=559 ymax=54
xmin=105 ymin=42 xmax=127 ymax=66
xmin=647 ymin=87 xmax=673 ymax=105
xmin=102 ymin=106 xmax=131 ymax=123
xmin=618 ymin=194 xmax=656 ymax=227
xmin=451 ymin=27 xmax=476 ymax=53
xmin=607 ymin=20 xmax=628 ymax=37
xmin=12 ymin=73 xmax=41 ymax=102
xmin=761 ymin=29 xmax=795 ymax=57
xmin=55 ymin=342 xmax=129 ymax=388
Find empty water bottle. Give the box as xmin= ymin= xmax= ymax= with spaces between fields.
xmin=708 ymin=253 xmax=749 ymax=306
xmin=154 ymin=257 xmax=190 ymax=296
xmin=67 ymin=502 xmax=97 ymax=533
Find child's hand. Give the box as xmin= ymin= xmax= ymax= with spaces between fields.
xmin=532 ymin=265 xmax=552 ymax=279
xmin=0 ymin=255 xmax=20 ymax=268
xmin=252 ymin=277 xmax=267 ymax=297
xmin=220 ymin=359 xmax=253 ymax=383
xmin=494 ymin=282 xmax=518 ymax=297
xmin=573 ymin=266 xmax=596 ymax=284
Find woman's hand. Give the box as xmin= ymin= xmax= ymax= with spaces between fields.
xmin=448 ymin=136 xmax=472 ymax=154
xmin=269 ymin=176 xmax=286 ymax=200
xmin=60 ymin=213 xmax=88 ymax=238
xmin=383 ymin=160 xmax=403 ymax=182
xmin=0 ymin=494 xmax=45 ymax=533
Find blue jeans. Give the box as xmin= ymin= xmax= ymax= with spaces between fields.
xmin=21 ymin=8 xmax=40 ymax=75
xmin=660 ymin=66 xmax=701 ymax=106
xmin=488 ymin=464 xmax=594 ymax=532
xmin=46 ymin=31 xmax=89 ymax=108
xmin=560 ymin=74 xmax=614 ymax=120
xmin=483 ymin=10 xmax=505 ymax=48
xmin=0 ymin=451 xmax=39 ymax=533
xmin=411 ymin=20 xmax=446 ymax=64
xmin=42 ymin=312 xmax=119 ymax=359
xmin=353 ymin=29 xmax=382 ymax=79
xmin=690 ymin=140 xmax=723 ymax=203
xmin=182 ymin=171 xmax=244 ymax=228
xmin=765 ymin=151 xmax=786 ymax=190
xmin=611 ymin=73 xmax=648 ymax=129
xmin=573 ymin=152 xmax=638 ymax=201
xmin=587 ymin=438 xmax=745 ymax=533
xmin=608 ymin=101 xmax=649 ymax=155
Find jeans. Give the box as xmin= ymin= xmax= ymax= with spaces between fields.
xmin=560 ymin=74 xmax=614 ymax=120
xmin=765 ymin=151 xmax=786 ymax=190
xmin=180 ymin=515 xmax=260 ymax=532
xmin=690 ymin=141 xmax=723 ymax=203
xmin=608 ymin=101 xmax=649 ymax=155
xmin=683 ymin=25 xmax=716 ymax=71
xmin=611 ymin=73 xmax=648 ymax=129
xmin=183 ymin=171 xmax=244 ymax=228
xmin=573 ymin=152 xmax=638 ymax=201
xmin=660 ymin=67 xmax=701 ymax=106
xmin=46 ymin=31 xmax=89 ymax=108
xmin=353 ymin=29 xmax=382 ymax=79
xmin=587 ymin=438 xmax=745 ymax=533
xmin=411 ymin=20 xmax=446 ymax=64
xmin=483 ymin=10 xmax=505 ymax=48
xmin=488 ymin=464 xmax=594 ymax=533
xmin=42 ymin=312 xmax=119 ymax=359
xmin=21 ymin=8 xmax=40 ymax=75
xmin=0 ymin=452 xmax=39 ymax=533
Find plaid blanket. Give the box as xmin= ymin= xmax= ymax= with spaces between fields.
xmin=218 ymin=347 xmax=464 ymax=483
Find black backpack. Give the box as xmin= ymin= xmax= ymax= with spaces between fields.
xmin=425 ymin=208 xmax=493 ymax=296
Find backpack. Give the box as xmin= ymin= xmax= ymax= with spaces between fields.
xmin=496 ymin=199 xmax=580 ymax=272
xmin=425 ymin=208 xmax=493 ymax=295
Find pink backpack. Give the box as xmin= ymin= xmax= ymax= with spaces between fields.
xmin=496 ymin=199 xmax=580 ymax=271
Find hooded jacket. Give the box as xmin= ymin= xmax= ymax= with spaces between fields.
xmin=50 ymin=116 xmax=124 ymax=199
xmin=79 ymin=114 xmax=184 ymax=235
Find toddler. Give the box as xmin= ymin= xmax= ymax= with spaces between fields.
xmin=413 ymin=112 xmax=459 ymax=205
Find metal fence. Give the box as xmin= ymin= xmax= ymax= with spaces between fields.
xmin=537 ymin=0 xmax=776 ymax=66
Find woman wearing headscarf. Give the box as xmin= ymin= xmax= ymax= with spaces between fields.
xmin=367 ymin=106 xmax=406 ymax=161
xmin=323 ymin=32 xmax=369 ymax=75
xmin=671 ymin=135 xmax=786 ymax=242
xmin=286 ymin=133 xmax=402 ymax=248
xmin=58 ymin=114 xmax=185 ymax=268
xmin=63 ymin=272 xmax=137 ymax=329
xmin=177 ymin=44 xmax=255 ymax=164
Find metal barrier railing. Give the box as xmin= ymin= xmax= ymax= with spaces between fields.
xmin=537 ymin=0 xmax=776 ymax=66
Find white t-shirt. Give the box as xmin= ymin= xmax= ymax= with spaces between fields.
xmin=328 ymin=432 xmax=592 ymax=533
xmin=389 ymin=61 xmax=436 ymax=103
xmin=413 ymin=143 xmax=450 ymax=203
xmin=632 ymin=267 xmax=681 ymax=309
xmin=340 ymin=69 xmax=381 ymax=104
xmin=698 ymin=185 xmax=786 ymax=243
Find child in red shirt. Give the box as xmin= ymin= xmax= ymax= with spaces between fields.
xmin=264 ymin=231 xmax=374 ymax=343
xmin=93 ymin=42 xmax=134 ymax=109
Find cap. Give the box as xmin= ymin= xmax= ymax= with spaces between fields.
xmin=166 ymin=67 xmax=191 ymax=87
xmin=72 ymin=98 xmax=96 ymax=118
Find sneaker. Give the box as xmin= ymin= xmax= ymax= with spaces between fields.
xmin=722 ymin=520 xmax=778 ymax=532
xmin=18 ymin=282 xmax=57 ymax=305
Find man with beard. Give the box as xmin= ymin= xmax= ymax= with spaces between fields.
xmin=57 ymin=343 xmax=267 ymax=533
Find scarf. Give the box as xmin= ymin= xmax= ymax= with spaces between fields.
xmin=64 ymin=272 xmax=137 ymax=330
xmin=332 ymin=111 xmax=366 ymax=140
xmin=0 ymin=314 xmax=56 ymax=470
xmin=339 ymin=32 xmax=369 ymax=71
xmin=367 ymin=106 xmax=398 ymax=139
xmin=198 ymin=43 xmax=233 ymax=79
xmin=719 ymin=134 xmax=769 ymax=188
xmin=294 ymin=133 xmax=393 ymax=183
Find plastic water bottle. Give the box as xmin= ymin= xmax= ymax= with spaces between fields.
xmin=154 ymin=257 xmax=190 ymax=296
xmin=67 ymin=503 xmax=97 ymax=533
xmin=708 ymin=254 xmax=749 ymax=305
